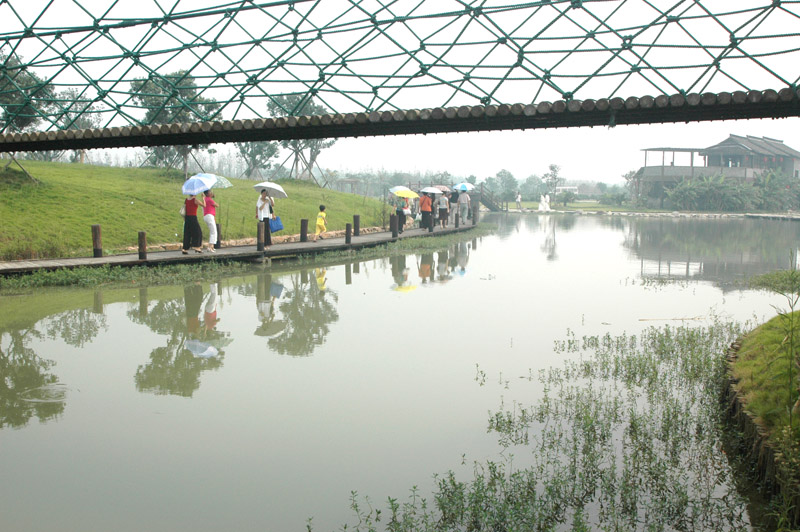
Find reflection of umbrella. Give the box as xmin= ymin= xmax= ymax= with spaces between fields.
xmin=453 ymin=182 xmax=475 ymax=192
xmin=254 ymin=320 xmax=287 ymax=337
xmin=185 ymin=339 xmax=219 ymax=358
xmin=182 ymin=174 xmax=216 ymax=195
xmin=433 ymin=185 xmax=451 ymax=192
xmin=389 ymin=185 xmax=419 ymax=199
xmin=392 ymin=284 xmax=417 ymax=292
xmin=420 ymin=186 xmax=443 ymax=194
xmin=252 ymin=181 xmax=288 ymax=198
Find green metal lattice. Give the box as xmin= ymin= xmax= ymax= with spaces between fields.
xmin=1 ymin=0 xmax=799 ymax=135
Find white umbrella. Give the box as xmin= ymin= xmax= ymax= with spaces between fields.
xmin=182 ymin=174 xmax=216 ymax=195
xmin=252 ymin=181 xmax=288 ymax=198
xmin=420 ymin=186 xmax=443 ymax=194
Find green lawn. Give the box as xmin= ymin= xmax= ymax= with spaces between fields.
xmin=0 ymin=160 xmax=388 ymax=260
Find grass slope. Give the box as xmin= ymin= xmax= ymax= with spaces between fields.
xmin=0 ymin=160 xmax=388 ymax=260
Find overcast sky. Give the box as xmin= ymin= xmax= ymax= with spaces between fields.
xmin=320 ymin=115 xmax=800 ymax=185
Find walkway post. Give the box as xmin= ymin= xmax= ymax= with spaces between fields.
xmin=300 ymin=219 xmax=308 ymax=242
xmin=91 ymin=225 xmax=102 ymax=257
xmin=472 ymin=204 xmax=479 ymax=225
xmin=455 ymin=210 xmax=460 ymax=228
xmin=428 ymin=215 xmax=434 ymax=233
xmin=390 ymin=214 xmax=398 ymax=238
xmin=265 ymin=219 xmax=272 ymax=246
xmin=138 ymin=231 xmax=147 ymax=260
xmin=257 ymin=222 xmax=265 ymax=251
xmin=215 ymin=223 xmax=221 ymax=249
xmin=353 ymin=215 xmax=361 ymax=236
xmin=345 ymin=223 xmax=352 ymax=244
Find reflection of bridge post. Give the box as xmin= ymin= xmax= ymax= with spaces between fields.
xmin=92 ymin=290 xmax=103 ymax=314
xmin=138 ymin=287 xmax=148 ymax=317
xmin=353 ymin=261 xmax=360 ymax=274
xmin=301 ymin=269 xmax=309 ymax=284
xmin=345 ymin=263 xmax=352 ymax=285
xmin=472 ymin=238 xmax=477 ymax=251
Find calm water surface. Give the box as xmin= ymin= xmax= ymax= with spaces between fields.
xmin=1 ymin=214 xmax=797 ymax=531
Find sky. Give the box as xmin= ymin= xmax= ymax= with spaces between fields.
xmin=320 ymin=115 xmax=800 ymax=185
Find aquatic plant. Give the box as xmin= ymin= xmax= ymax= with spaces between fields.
xmin=330 ymin=321 xmax=761 ymax=531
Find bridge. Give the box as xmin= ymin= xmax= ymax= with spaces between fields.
xmin=1 ymin=1 xmax=799 ymax=153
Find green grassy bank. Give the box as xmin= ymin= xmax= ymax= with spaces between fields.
xmin=0 ymin=160 xmax=388 ymax=260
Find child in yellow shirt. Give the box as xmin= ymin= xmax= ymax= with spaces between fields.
xmin=314 ymin=204 xmax=327 ymax=241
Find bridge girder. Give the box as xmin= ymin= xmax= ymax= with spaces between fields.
xmin=1 ymin=89 xmax=798 ymax=153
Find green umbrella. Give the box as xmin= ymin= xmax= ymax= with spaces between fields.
xmin=211 ymin=174 xmax=233 ymax=189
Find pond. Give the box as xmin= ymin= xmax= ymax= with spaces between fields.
xmin=1 ymin=213 xmax=797 ymax=531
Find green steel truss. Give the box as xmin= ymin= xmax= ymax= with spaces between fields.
xmin=1 ymin=0 xmax=799 ymax=135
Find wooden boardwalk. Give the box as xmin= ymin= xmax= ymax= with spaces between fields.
xmin=0 ymin=223 xmax=476 ymax=275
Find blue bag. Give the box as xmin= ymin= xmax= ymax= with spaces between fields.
xmin=269 ymin=216 xmax=284 ymax=233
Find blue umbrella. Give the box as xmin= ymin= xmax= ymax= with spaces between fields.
xmin=182 ymin=174 xmax=217 ymax=195
xmin=453 ymin=182 xmax=475 ymax=192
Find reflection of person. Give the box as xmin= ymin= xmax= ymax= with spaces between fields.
xmin=184 ymin=284 xmax=204 ymax=335
xmin=202 ymin=190 xmax=218 ymax=252
xmin=438 ymin=193 xmax=450 ymax=228
xmin=182 ymin=194 xmax=205 ymax=254
xmin=456 ymin=241 xmax=469 ymax=273
xmin=315 ymin=268 xmax=327 ymax=292
xmin=457 ymin=192 xmax=470 ymax=225
xmin=436 ymin=250 xmax=449 ymax=280
xmin=313 ymin=204 xmax=327 ymax=241
xmin=419 ymin=193 xmax=433 ymax=230
xmin=390 ymin=254 xmax=408 ymax=286
xmin=203 ymin=283 xmax=219 ymax=331
xmin=419 ymin=253 xmax=434 ymax=283
xmin=256 ymin=274 xmax=284 ymax=337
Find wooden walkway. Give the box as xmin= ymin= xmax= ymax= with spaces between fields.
xmin=0 ymin=223 xmax=476 ymax=275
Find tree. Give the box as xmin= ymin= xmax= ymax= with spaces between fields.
xmin=0 ymin=52 xmax=54 ymax=132
xmin=466 ymin=175 xmax=477 ymax=185
xmin=496 ymin=169 xmax=519 ymax=201
xmin=54 ymin=88 xmax=102 ymax=163
xmin=267 ymin=94 xmax=336 ymax=184
xmin=543 ymin=164 xmax=563 ymax=194
xmin=130 ymin=71 xmax=220 ymax=175
xmin=558 ymin=190 xmax=577 ymax=206
xmin=235 ymin=141 xmax=279 ymax=179
xmin=520 ymin=174 xmax=544 ymax=200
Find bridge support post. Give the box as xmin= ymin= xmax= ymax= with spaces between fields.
xmin=300 ymin=219 xmax=309 ymax=242
xmin=257 ymin=222 xmax=265 ymax=251
xmin=215 ymin=223 xmax=221 ymax=249
xmin=91 ymin=224 xmax=102 ymax=258
xmin=345 ymin=223 xmax=352 ymax=244
xmin=353 ymin=215 xmax=360 ymax=236
xmin=138 ymin=231 xmax=147 ymax=260
xmin=472 ymin=204 xmax=479 ymax=225
xmin=390 ymin=214 xmax=398 ymax=238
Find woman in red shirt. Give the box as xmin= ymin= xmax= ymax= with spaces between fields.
xmin=202 ymin=190 xmax=218 ymax=252
xmin=182 ymin=194 xmax=206 ymax=254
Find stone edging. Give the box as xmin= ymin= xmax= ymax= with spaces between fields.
xmin=724 ymin=339 xmax=800 ymax=526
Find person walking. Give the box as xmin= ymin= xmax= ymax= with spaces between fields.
xmin=182 ymin=194 xmax=205 ymax=254
xmin=419 ymin=192 xmax=433 ymax=230
xmin=437 ymin=192 xmax=450 ymax=229
xmin=449 ymin=189 xmax=459 ymax=223
xmin=202 ymin=190 xmax=218 ymax=252
xmin=393 ymin=195 xmax=409 ymax=234
xmin=313 ymin=204 xmax=327 ymax=241
xmin=457 ymin=191 xmax=471 ymax=225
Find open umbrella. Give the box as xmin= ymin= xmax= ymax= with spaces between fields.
xmin=433 ymin=185 xmax=451 ymax=192
xmin=182 ymin=174 xmax=216 ymax=195
xmin=208 ymin=174 xmax=233 ymax=189
xmin=252 ymin=181 xmax=288 ymax=198
xmin=420 ymin=186 xmax=443 ymax=194
xmin=453 ymin=182 xmax=475 ymax=192
xmin=389 ymin=185 xmax=419 ymax=199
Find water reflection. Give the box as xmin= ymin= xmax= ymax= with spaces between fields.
xmin=0 ymin=329 xmax=65 ymax=428
xmin=129 ymin=283 xmax=226 ymax=397
xmin=255 ymin=273 xmax=286 ymax=337
xmin=265 ymin=269 xmax=339 ymax=357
